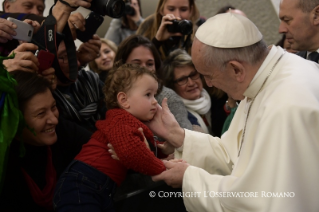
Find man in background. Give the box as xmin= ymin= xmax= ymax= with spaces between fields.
xmin=3 ymin=0 xmax=45 ymax=16
xmin=279 ymin=0 xmax=319 ymax=62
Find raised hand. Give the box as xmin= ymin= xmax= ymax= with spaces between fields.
xmin=155 ymin=14 xmax=182 ymax=41
xmin=3 ymin=43 xmax=39 ymax=73
xmin=0 ymin=18 xmax=17 ymax=43
xmin=68 ymin=12 xmax=85 ymax=40
xmin=146 ymin=98 xmax=185 ymax=148
xmin=41 ymin=67 xmax=57 ymax=90
xmin=77 ymin=34 xmax=101 ymax=66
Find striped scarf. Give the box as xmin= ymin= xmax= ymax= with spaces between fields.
xmin=54 ymin=69 xmax=104 ymax=130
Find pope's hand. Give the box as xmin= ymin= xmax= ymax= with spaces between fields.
xmin=152 ymin=160 xmax=189 ymax=188
xmin=146 ymin=98 xmax=185 ymax=148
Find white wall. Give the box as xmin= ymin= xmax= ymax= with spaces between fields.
xmin=1 ymin=0 xmax=282 ymax=43
xmin=271 ymin=0 xmax=281 ymax=15
xmin=0 ymin=0 xmax=159 ymax=38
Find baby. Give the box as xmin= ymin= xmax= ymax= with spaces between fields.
xmin=53 ymin=63 xmax=166 ymax=211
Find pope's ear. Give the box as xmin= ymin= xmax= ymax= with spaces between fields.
xmin=228 ymin=60 xmax=245 ymax=82
xmin=312 ymin=5 xmax=319 ymax=25
xmin=117 ymin=92 xmax=130 ymax=109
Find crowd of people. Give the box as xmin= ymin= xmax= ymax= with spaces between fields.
xmin=0 ymin=0 xmax=319 ymax=211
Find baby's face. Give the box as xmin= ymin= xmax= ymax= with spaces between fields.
xmin=125 ymin=74 xmax=158 ymax=121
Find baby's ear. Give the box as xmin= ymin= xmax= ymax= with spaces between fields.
xmin=117 ymin=92 xmax=130 ymax=109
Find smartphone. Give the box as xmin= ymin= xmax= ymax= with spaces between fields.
xmin=76 ymin=12 xmax=104 ymax=43
xmin=35 ymin=50 xmax=55 ymax=74
xmin=7 ymin=17 xmax=34 ymax=42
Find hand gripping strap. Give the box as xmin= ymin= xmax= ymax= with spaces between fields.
xmin=31 ymin=7 xmax=78 ymax=84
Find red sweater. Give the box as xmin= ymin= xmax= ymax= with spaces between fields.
xmin=75 ymin=109 xmax=166 ymax=185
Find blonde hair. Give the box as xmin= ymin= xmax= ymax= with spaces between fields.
xmin=89 ymin=38 xmax=118 ymax=74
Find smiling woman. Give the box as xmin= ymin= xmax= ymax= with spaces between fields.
xmin=0 ymin=71 xmax=92 ymax=211
xmin=162 ymin=49 xmax=212 ymax=134
xmin=89 ymin=38 xmax=118 ymax=82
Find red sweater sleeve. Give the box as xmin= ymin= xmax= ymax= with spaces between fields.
xmin=108 ymin=125 xmax=166 ymax=176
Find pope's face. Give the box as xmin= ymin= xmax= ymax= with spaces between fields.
xmin=279 ymin=0 xmax=317 ymax=51
xmin=191 ymin=39 xmax=244 ymax=100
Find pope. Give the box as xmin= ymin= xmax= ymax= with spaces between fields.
xmin=148 ymin=12 xmax=319 ymax=212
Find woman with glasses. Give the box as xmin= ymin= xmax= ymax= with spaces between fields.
xmin=54 ymin=40 xmax=106 ymax=132
xmin=162 ymin=49 xmax=212 ymax=134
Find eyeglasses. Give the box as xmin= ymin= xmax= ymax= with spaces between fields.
xmin=174 ymin=71 xmax=201 ymax=86
xmin=58 ymin=55 xmax=68 ymax=64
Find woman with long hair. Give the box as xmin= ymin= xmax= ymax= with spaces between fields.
xmin=89 ymin=38 xmax=117 ymax=82
xmin=114 ymin=34 xmax=192 ymax=130
xmin=104 ymin=0 xmax=143 ymax=46
xmin=137 ymin=0 xmax=199 ymax=59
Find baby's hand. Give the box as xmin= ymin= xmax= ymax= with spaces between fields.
xmin=107 ymin=143 xmax=119 ymax=160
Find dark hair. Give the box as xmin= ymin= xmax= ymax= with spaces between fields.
xmin=216 ymin=5 xmax=236 ymax=15
xmin=10 ymin=71 xmax=53 ymax=112
xmin=122 ymin=0 xmax=142 ymax=29
xmin=104 ymin=63 xmax=158 ymax=109
xmin=114 ymin=35 xmax=162 ymax=78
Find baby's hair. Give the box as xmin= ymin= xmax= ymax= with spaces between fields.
xmin=104 ymin=63 xmax=158 ymax=109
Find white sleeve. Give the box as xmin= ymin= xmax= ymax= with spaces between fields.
xmin=104 ymin=18 xmax=121 ymax=46
xmin=179 ymin=104 xmax=319 ymax=212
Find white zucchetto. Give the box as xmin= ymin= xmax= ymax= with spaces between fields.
xmin=195 ymin=12 xmax=263 ymax=48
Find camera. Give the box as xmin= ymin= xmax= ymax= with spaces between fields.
xmin=89 ymin=0 xmax=125 ymax=18
xmin=167 ymin=19 xmax=193 ymax=35
xmin=76 ymin=12 xmax=104 ymax=43
xmin=124 ymin=3 xmax=135 ymax=16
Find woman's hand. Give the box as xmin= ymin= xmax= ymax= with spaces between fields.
xmin=23 ymin=19 xmax=41 ymax=34
xmin=68 ymin=12 xmax=85 ymax=40
xmin=226 ymin=94 xmax=237 ymax=109
xmin=3 ymin=43 xmax=39 ymax=73
xmin=155 ymin=14 xmax=183 ymax=41
xmin=41 ymin=68 xmax=57 ymax=90
xmin=157 ymin=141 xmax=175 ymax=155
xmin=77 ymin=34 xmax=101 ymax=66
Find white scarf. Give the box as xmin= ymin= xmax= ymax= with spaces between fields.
xmin=180 ymin=89 xmax=211 ymax=115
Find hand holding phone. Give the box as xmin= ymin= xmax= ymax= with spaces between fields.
xmin=6 ymin=17 xmax=34 ymax=42
xmin=35 ymin=50 xmax=55 ymax=74
xmin=0 ymin=18 xmax=17 ymax=43
xmin=76 ymin=12 xmax=104 ymax=43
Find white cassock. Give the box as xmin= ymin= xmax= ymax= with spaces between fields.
xmin=175 ymin=45 xmax=319 ymax=212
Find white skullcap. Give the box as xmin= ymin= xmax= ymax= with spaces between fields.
xmin=195 ymin=12 xmax=263 ymax=48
